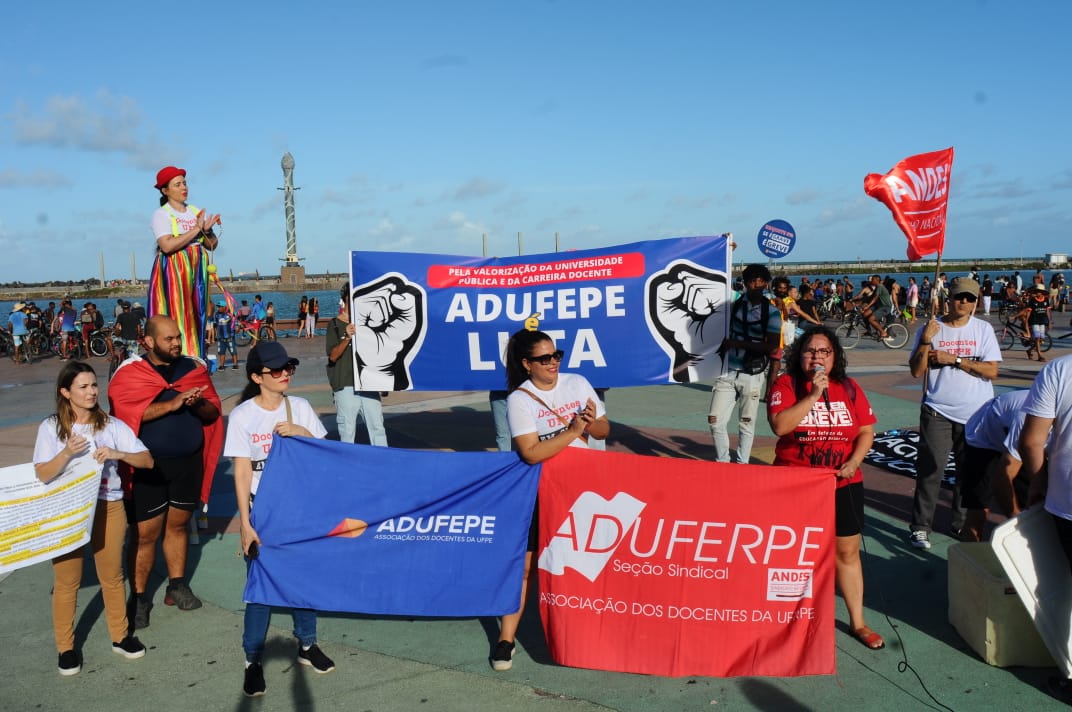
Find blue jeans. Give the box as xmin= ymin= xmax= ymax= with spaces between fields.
xmin=490 ymin=391 xmax=512 ymax=452
xmin=242 ymin=603 xmax=318 ymax=662
xmin=333 ymin=388 xmax=387 ymax=446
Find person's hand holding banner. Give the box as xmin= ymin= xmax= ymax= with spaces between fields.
xmin=645 ymin=262 xmax=728 ymax=383
xmin=864 ymin=147 xmax=954 ymax=261
xmin=351 ymin=274 xmax=427 ymax=391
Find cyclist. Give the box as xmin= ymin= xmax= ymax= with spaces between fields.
xmin=8 ymin=302 xmax=30 ymax=365
xmin=858 ymin=274 xmax=892 ymax=340
xmin=1017 ymin=286 xmax=1052 ymax=362
xmin=113 ymin=301 xmax=143 ymax=357
xmin=58 ymin=299 xmax=78 ymax=360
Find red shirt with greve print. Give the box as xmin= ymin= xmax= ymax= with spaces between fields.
xmin=767 ymin=373 xmax=876 ymax=488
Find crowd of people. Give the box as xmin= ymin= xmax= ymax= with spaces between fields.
xmin=17 ymin=247 xmax=1072 ymax=704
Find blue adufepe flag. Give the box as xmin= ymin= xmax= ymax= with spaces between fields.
xmin=244 ymin=437 xmax=540 ymax=616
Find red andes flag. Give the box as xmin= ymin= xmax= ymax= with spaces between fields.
xmin=864 ymin=147 xmax=954 ymax=261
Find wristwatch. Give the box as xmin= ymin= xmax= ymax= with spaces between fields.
xmin=954 ymin=356 xmax=963 ymax=368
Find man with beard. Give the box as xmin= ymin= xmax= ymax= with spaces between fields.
xmin=109 ymin=316 xmax=223 ymax=628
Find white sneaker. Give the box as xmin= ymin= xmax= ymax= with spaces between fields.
xmin=909 ymin=530 xmax=931 ymax=549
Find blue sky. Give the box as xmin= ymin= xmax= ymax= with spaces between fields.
xmin=2 ymin=0 xmax=1069 ymax=283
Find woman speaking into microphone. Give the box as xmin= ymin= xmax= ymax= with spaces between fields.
xmin=765 ymin=325 xmax=885 ymax=651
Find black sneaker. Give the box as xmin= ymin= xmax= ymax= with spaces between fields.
xmin=243 ymin=662 xmax=266 ymax=697
xmin=112 ymin=636 xmax=146 ymax=659
xmin=58 ymin=650 xmax=82 ymax=676
xmin=164 ymin=582 xmax=203 ymax=610
xmin=1048 ymin=676 xmax=1072 ymax=704
xmin=130 ymin=597 xmax=152 ymax=629
xmin=490 ymin=640 xmax=516 ymax=671
xmin=297 ymin=644 xmax=335 ymax=673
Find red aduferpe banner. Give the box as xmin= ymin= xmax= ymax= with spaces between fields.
xmin=864 ymin=147 xmax=955 ymax=261
xmin=537 ymin=447 xmax=835 ymax=678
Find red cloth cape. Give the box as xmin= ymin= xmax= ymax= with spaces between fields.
xmin=108 ymin=356 xmax=224 ymax=505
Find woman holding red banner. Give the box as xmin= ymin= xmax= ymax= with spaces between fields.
xmin=493 ymin=328 xmax=610 ymax=671
xmin=766 ymin=326 xmax=885 ymax=650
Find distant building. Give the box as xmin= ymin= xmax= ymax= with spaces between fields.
xmin=1046 ymin=253 xmax=1069 ymax=267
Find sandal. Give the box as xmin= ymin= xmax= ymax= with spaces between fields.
xmin=853 ymin=626 xmax=885 ymax=650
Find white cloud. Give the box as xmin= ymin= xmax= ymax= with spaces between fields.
xmin=813 ymin=195 xmax=872 ymax=227
xmin=11 ymin=90 xmax=177 ymax=170
xmin=450 ymin=177 xmax=505 ymax=201
xmin=0 ymin=168 xmax=72 ymax=189
xmin=786 ymin=188 xmax=820 ymax=205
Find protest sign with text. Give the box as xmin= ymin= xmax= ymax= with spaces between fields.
xmin=0 ymin=459 xmax=101 ymax=574
xmin=538 ymin=447 xmax=835 ymax=678
xmin=348 ymin=236 xmax=731 ymax=390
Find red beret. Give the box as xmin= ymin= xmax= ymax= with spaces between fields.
xmin=155 ymin=166 xmax=186 ymax=190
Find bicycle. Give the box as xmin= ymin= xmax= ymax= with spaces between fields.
xmin=234 ymin=316 xmax=275 ymax=347
xmin=1 ymin=327 xmax=41 ymax=364
xmin=816 ymin=295 xmax=843 ymax=321
xmin=996 ymin=318 xmax=1052 ymax=353
xmin=835 ymin=307 xmax=910 ymax=349
xmin=51 ymin=330 xmax=87 ymax=360
xmin=87 ymin=327 xmax=113 ymax=358
xmin=108 ymin=334 xmax=142 ymax=379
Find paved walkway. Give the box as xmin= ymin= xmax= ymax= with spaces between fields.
xmin=2 ymin=317 xmax=1069 ymax=711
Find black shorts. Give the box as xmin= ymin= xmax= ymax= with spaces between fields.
xmin=961 ymin=444 xmax=1000 ymax=509
xmin=835 ymin=482 xmax=865 ymax=537
xmin=126 ymin=450 xmax=203 ymax=522
xmin=526 ymin=501 xmax=539 ymax=552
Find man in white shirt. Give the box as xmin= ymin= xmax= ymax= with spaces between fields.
xmin=906 ymin=277 xmax=1001 ymax=549
xmin=1019 ymin=354 xmax=1072 ymax=705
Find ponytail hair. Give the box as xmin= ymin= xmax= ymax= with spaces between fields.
xmin=505 ymin=329 xmax=553 ymax=391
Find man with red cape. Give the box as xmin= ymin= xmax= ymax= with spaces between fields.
xmin=110 ymin=315 xmax=223 ymax=628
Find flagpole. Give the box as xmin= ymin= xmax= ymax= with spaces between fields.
xmin=932 ymin=252 xmax=943 ymax=315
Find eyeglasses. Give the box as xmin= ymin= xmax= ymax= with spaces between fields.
xmin=802 ymin=348 xmax=833 ymax=357
xmin=260 ymin=365 xmax=296 ymax=378
xmin=952 ymin=293 xmax=978 ymax=303
xmin=527 ymin=350 xmax=564 ymax=365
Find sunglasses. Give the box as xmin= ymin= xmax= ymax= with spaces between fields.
xmin=952 ymin=293 xmax=978 ymax=303
xmin=261 ymin=364 xmax=296 ymax=378
xmin=527 ymin=350 xmax=564 ymax=365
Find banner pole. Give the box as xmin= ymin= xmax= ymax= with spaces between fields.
xmin=932 ymin=252 xmax=943 ymax=315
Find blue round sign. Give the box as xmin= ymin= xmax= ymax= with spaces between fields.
xmin=757 ymin=219 xmax=796 ymax=259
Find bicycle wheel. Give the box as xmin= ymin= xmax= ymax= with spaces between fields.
xmin=1041 ymin=333 xmax=1054 ymax=353
xmin=258 ymin=325 xmax=275 ymax=342
xmin=235 ymin=328 xmax=253 ymax=347
xmin=835 ymin=323 xmax=860 ymax=350
xmin=28 ymin=332 xmax=46 ymax=358
xmin=89 ymin=334 xmax=109 ymax=357
xmin=883 ymin=323 xmax=909 ymax=349
xmin=1001 ymin=329 xmax=1015 ymax=351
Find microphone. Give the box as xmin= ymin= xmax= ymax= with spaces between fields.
xmin=813 ymin=364 xmax=831 ymax=411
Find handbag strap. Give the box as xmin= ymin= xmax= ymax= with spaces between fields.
xmin=283 ymin=394 xmax=293 ymax=424
xmin=516 ymin=387 xmax=589 ymax=443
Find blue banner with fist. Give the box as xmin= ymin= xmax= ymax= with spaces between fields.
xmin=347 ymin=235 xmax=731 ymax=390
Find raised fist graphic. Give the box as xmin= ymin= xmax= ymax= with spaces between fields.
xmin=351 ymin=273 xmax=426 ymax=390
xmin=645 ymin=261 xmax=728 ymax=383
